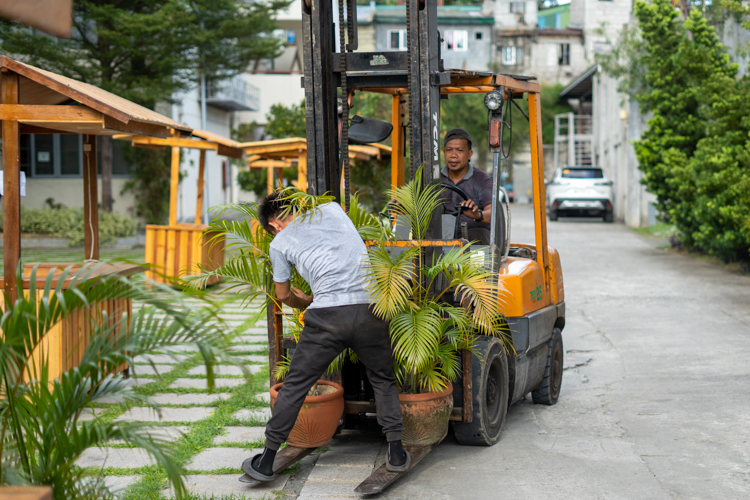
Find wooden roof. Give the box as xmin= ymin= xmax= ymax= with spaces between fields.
xmin=0 ymin=56 xmax=191 ymax=138
xmin=115 ymin=129 xmax=244 ymax=159
xmin=242 ymin=137 xmax=391 ymax=161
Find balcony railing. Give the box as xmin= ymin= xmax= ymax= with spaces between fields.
xmin=206 ymin=75 xmax=260 ymax=112
xmin=554 ymin=113 xmax=594 ymax=168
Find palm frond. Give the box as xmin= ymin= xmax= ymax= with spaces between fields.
xmin=385 ymin=166 xmax=444 ymax=241
xmin=362 ymin=246 xmax=419 ymax=320
xmin=389 ymin=308 xmax=443 ymax=374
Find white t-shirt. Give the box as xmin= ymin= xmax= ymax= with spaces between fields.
xmin=269 ymin=203 xmax=371 ymax=310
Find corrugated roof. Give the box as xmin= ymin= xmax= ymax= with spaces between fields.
xmin=0 ymin=56 xmax=191 ymax=137
xmin=560 ymin=65 xmax=597 ymax=100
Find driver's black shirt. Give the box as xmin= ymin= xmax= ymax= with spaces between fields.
xmin=440 ymin=164 xmax=492 ymax=230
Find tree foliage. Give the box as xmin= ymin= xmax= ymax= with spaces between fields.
xmin=625 ymin=0 xmax=749 ymax=262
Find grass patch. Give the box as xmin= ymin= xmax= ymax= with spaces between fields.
xmin=632 ymin=222 xmax=676 ymax=239
xmin=121 ymin=367 xmax=270 ymax=499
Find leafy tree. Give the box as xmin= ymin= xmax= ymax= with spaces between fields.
xmin=0 ymin=0 xmax=289 ymax=221
xmin=604 ymin=0 xmax=748 ymax=262
xmin=631 ymin=0 xmax=738 ymax=240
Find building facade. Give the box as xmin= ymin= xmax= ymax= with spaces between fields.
xmin=372 ymin=5 xmax=495 ymax=72
xmin=488 ymin=1 xmax=589 ymax=85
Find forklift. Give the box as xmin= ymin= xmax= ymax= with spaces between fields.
xmin=251 ymin=0 xmax=566 ymax=493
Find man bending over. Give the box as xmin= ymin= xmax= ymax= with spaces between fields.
xmin=243 ymin=192 xmax=409 ymax=482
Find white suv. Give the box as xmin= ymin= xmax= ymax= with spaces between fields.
xmin=546 ymin=166 xmax=614 ymax=222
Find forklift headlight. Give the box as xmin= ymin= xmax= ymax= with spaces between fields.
xmin=484 ymin=90 xmax=504 ymax=111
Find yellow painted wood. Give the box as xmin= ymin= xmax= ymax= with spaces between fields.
xmin=144 ymin=225 xmax=224 ymax=285
xmin=169 ymin=146 xmax=180 ymax=226
xmin=144 ymin=226 xmax=155 ymax=281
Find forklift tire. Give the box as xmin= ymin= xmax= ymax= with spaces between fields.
xmin=532 ymin=328 xmax=563 ymax=405
xmin=452 ymin=337 xmax=509 ymax=446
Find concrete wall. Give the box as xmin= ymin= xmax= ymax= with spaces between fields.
xmin=569 ymin=0 xmax=632 ymax=58
xmin=492 ymin=0 xmax=538 ymax=30
xmin=529 ymin=34 xmax=587 ymax=83
xmin=22 ymin=178 xmax=136 ymax=217
xmin=592 ymin=70 xmax=655 ymax=227
xmin=237 ymin=74 xmax=305 ymax=127
xmin=171 ymin=87 xmax=235 ymax=222
xmin=723 ymin=15 xmax=750 ymax=78
xmin=374 ymin=23 xmax=494 ymax=72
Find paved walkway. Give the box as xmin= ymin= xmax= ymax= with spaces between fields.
xmin=81 ymin=292 xmax=292 ymax=499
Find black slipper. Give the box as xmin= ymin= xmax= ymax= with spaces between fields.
xmin=241 ymin=454 xmax=276 ymax=482
xmin=385 ymin=449 xmax=411 ymax=473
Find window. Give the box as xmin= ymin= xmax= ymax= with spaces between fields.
xmin=475 ymin=32 xmax=483 ymax=40
xmin=23 ymin=134 xmax=131 ymax=178
xmin=561 ymin=168 xmax=603 ymax=179
xmin=559 ymin=43 xmax=570 ymax=66
xmin=60 ymin=135 xmax=82 ymax=176
xmin=501 ymin=46 xmax=517 ymax=66
xmin=388 ymin=29 xmax=407 ymax=51
xmin=510 ymin=2 xmax=526 ymax=14
xmin=444 ymin=30 xmax=468 ymax=51
xmin=97 ymin=137 xmax=133 ymax=176
xmin=33 ymin=135 xmax=55 ymax=176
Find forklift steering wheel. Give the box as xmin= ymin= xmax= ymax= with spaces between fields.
xmin=440 ymin=183 xmax=471 ymax=215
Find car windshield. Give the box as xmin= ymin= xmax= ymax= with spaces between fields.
xmin=561 ymin=168 xmax=603 ymax=179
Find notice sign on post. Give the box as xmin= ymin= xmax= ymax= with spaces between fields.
xmin=0 ymin=171 xmax=27 ymax=196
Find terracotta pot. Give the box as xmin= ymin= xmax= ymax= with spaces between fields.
xmin=270 ymin=380 xmax=344 ymax=448
xmin=399 ymin=385 xmax=454 ymax=446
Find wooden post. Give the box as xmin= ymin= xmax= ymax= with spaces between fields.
xmin=2 ymin=70 xmax=20 ymax=302
xmin=169 ymin=146 xmax=180 ymax=226
xmin=391 ymin=95 xmax=405 ymax=188
xmin=297 ymin=151 xmax=308 ymax=193
xmin=195 ymin=149 xmax=206 ymax=224
xmin=82 ymin=134 xmax=99 ymax=260
xmin=266 ymin=159 xmax=274 ymax=195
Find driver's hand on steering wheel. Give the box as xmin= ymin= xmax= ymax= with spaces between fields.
xmin=459 ymin=199 xmax=481 ymax=220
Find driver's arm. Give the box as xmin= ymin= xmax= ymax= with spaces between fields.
xmin=459 ymin=199 xmax=492 ymax=223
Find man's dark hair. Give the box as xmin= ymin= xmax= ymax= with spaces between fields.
xmin=258 ymin=191 xmax=291 ymax=233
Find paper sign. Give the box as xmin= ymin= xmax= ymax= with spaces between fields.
xmin=0 ymin=171 xmax=27 ymax=196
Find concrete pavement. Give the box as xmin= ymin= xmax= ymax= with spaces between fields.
xmin=295 ymin=204 xmax=750 ymax=499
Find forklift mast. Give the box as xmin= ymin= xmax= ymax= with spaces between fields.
xmin=301 ymin=0 xmax=444 ymax=233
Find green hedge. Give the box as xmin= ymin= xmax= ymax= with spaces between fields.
xmin=0 ymin=207 xmax=137 ymax=247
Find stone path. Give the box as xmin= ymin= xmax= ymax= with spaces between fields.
xmin=80 ymin=291 xmax=287 ymax=499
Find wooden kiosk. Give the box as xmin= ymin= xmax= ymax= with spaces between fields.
xmin=0 ymin=56 xmax=192 ymax=379
xmin=241 ymin=137 xmax=391 ymax=193
xmin=117 ymin=130 xmax=243 ymax=285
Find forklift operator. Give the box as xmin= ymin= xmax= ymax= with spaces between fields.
xmin=243 ymin=192 xmax=410 ymax=482
xmin=440 ymin=128 xmax=493 ymax=245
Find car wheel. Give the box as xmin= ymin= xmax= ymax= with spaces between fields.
xmin=453 ymin=337 xmax=509 ymax=446
xmin=549 ymin=210 xmax=558 ymax=221
xmin=603 ymin=211 xmax=614 ymax=223
xmin=532 ymin=329 xmax=563 ymax=405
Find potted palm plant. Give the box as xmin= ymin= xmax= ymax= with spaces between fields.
xmin=0 ymin=263 xmax=245 ymax=499
xmin=362 ymin=169 xmax=510 ymax=446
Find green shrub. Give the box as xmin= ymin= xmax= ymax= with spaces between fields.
xmin=0 ymin=207 xmax=137 ymax=247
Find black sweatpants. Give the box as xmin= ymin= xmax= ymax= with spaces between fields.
xmin=264 ymin=303 xmax=404 ymax=450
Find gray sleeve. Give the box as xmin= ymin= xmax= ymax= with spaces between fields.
xmin=269 ymin=246 xmax=292 ymax=283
